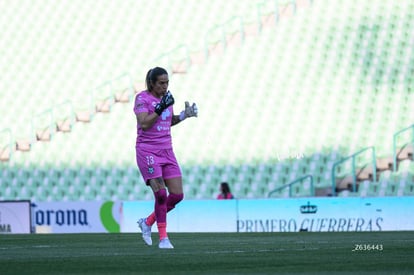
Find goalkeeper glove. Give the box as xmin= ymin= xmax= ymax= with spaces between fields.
xmin=154 ymin=91 xmax=175 ymax=116
xmin=179 ymin=101 xmax=198 ymax=121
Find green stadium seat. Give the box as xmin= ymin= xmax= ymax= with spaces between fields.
xmin=384 ymin=181 xmax=400 ymax=196
xmin=357 ymin=180 xmax=370 ymax=197
xmin=403 ymin=182 xmax=414 ymax=196
xmin=366 ymin=181 xmax=381 ymax=197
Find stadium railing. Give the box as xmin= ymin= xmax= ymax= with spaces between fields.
xmin=392 ymin=124 xmax=414 ymax=172
xmin=0 ymin=128 xmax=13 ymax=162
xmin=331 ymin=146 xmax=377 ymax=196
xmin=0 ymin=72 xmax=133 ymax=164
xmin=32 ymin=108 xmax=54 ymax=143
xmin=54 ymin=100 xmax=76 ymax=133
xmin=268 ymin=174 xmax=314 ymax=198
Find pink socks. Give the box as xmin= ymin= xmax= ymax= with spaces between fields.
xmin=154 ymin=189 xmax=168 ymax=240
xmin=154 ymin=189 xmax=167 ymax=223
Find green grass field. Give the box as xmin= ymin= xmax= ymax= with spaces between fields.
xmin=1 ymin=232 xmax=413 ymax=274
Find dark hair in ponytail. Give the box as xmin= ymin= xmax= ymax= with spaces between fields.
xmin=145 ymin=67 xmax=168 ymax=91
xmin=220 ymin=182 xmax=233 ymax=199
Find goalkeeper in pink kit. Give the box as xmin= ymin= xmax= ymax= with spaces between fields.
xmin=134 ymin=67 xmax=198 ymax=249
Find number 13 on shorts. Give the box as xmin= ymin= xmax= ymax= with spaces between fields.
xmin=146 ymin=155 xmax=155 ymax=165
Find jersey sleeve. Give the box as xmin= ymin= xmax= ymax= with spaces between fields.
xmin=133 ymin=93 xmax=149 ymax=115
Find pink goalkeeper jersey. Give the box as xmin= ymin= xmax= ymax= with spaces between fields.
xmin=133 ymin=91 xmax=173 ymax=149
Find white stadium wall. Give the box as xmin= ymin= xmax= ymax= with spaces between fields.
xmin=0 ymin=200 xmax=31 ymax=234
xmin=3 ymin=197 xmax=413 ymax=234
xmin=123 ymin=197 xmax=414 ymax=233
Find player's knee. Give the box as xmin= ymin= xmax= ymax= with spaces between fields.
xmin=167 ymin=193 xmax=184 ymax=210
xmin=175 ymin=193 xmax=184 ymax=204
xmin=172 ymin=193 xmax=184 ymax=204
xmin=155 ymin=188 xmax=168 ymax=205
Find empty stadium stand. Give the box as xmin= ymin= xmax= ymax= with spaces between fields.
xmin=1 ymin=0 xmax=414 ymax=201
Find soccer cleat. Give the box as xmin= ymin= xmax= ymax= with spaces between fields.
xmin=158 ymin=238 xmax=174 ymax=249
xmin=137 ymin=218 xmax=152 ymax=246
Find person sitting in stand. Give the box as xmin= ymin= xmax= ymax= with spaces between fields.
xmin=217 ymin=182 xmax=234 ymax=200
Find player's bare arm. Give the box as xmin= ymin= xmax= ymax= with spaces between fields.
xmin=136 ymin=112 xmax=159 ymax=130
xmin=171 ymin=115 xmax=182 ymax=126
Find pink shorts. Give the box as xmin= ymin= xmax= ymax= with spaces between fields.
xmin=136 ymin=147 xmax=182 ymax=184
